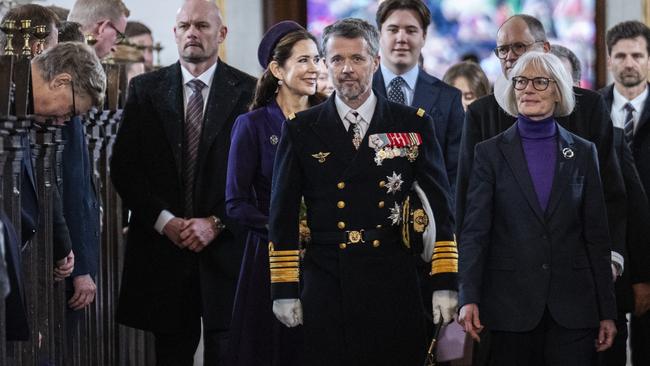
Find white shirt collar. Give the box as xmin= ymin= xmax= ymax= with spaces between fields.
xmin=612 ymin=85 xmax=648 ymax=114
xmin=335 ymin=90 xmax=377 ymax=125
xmin=380 ymin=63 xmax=419 ymax=91
xmin=180 ymin=61 xmax=218 ymax=89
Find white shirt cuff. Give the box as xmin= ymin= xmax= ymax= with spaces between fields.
xmin=611 ymin=251 xmax=624 ymax=276
xmin=154 ymin=210 xmax=175 ymax=234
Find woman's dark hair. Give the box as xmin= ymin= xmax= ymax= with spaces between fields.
xmin=250 ymin=29 xmax=325 ymax=111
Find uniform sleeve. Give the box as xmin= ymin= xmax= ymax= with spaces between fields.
xmin=111 ymin=80 xmax=173 ymax=228
xmin=414 ymin=111 xmax=457 ymax=290
xmin=226 ymin=114 xmax=268 ymax=238
xmin=583 ymin=143 xmax=617 ymax=320
xmin=458 ymin=143 xmax=494 ymax=307
xmin=268 ymin=121 xmax=302 ymax=299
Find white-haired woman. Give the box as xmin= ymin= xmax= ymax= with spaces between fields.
xmin=457 ymin=51 xmax=617 ymax=365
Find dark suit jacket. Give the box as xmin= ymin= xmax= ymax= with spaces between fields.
xmin=373 ymin=68 xmax=464 ymax=193
xmin=1 ymin=208 xmax=29 ymax=341
xmin=459 ymin=123 xmax=617 ymax=332
xmin=600 ymin=85 xmax=650 ymax=308
xmin=111 ymin=60 xmax=255 ymax=333
xmin=456 ymin=89 xmax=626 ymax=257
xmin=61 ymin=116 xmax=100 ymax=277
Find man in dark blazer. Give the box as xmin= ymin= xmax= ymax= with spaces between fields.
xmin=268 ymin=18 xmax=457 ymax=366
xmin=372 ymin=0 xmax=464 ymax=194
xmin=599 ymin=20 xmax=650 ymax=366
xmin=111 ymin=1 xmax=254 ymax=365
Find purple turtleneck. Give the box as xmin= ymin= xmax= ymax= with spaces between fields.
xmin=517 ymin=114 xmax=557 ymax=211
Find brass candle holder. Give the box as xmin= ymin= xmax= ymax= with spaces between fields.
xmin=32 ymin=25 xmax=49 ymax=55
xmin=153 ymin=42 xmax=163 ymax=67
xmin=19 ymin=19 xmax=32 ymax=57
xmin=0 ymin=20 xmax=16 ymax=56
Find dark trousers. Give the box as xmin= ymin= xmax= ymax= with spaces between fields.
xmin=631 ymin=311 xmax=650 ymax=366
xmin=598 ymin=313 xmax=627 ymax=366
xmin=153 ymin=318 xmax=229 ymax=366
xmin=488 ymin=310 xmax=598 ymax=366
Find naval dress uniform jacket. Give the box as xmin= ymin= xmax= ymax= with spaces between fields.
xmin=459 ymin=123 xmax=617 ymax=332
xmin=111 ymin=60 xmax=255 ymax=334
xmin=268 ymin=94 xmax=456 ymax=366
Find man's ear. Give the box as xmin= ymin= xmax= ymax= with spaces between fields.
xmin=50 ymin=73 xmax=72 ymax=89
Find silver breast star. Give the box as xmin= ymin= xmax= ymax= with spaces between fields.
xmin=385 ymin=172 xmax=403 ymax=194
xmin=388 ymin=202 xmax=402 ymax=226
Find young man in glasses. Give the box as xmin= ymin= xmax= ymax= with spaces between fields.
xmin=68 ymin=0 xmax=130 ymax=59
xmin=455 ymin=13 xmax=626 ymax=365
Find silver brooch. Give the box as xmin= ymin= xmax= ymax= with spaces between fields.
xmin=562 ymin=147 xmax=574 ymax=159
xmin=388 ymin=202 xmax=402 ymax=226
xmin=385 ymin=172 xmax=403 ymax=194
xmin=270 ymin=135 xmax=279 ymax=145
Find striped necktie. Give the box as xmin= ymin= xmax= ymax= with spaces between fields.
xmin=388 ymin=76 xmax=406 ymax=105
xmin=184 ymin=79 xmax=206 ymax=216
xmin=346 ymin=110 xmax=362 ymax=150
xmin=624 ymin=102 xmax=635 ymax=146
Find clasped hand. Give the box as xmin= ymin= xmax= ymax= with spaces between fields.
xmin=163 ymin=217 xmax=221 ymax=252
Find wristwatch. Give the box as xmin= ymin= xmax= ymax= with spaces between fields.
xmin=209 ymin=215 xmax=226 ymax=231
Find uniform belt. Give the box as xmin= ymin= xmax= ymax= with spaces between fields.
xmin=310 ymin=228 xmax=398 ymax=245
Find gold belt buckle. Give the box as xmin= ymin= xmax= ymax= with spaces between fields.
xmin=346 ymin=229 xmax=365 ymax=244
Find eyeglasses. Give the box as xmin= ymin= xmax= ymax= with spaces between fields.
xmin=512 ymin=76 xmax=556 ymax=91
xmin=493 ymin=41 xmax=545 ymax=59
xmin=106 ymin=21 xmax=127 ymax=45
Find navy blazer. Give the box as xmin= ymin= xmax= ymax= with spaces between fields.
xmin=459 ymin=123 xmax=616 ymax=332
xmin=373 ymin=68 xmax=464 ymax=193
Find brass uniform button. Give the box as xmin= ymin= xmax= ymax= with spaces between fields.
xmin=337 ymin=182 xmax=345 ymax=189
xmin=337 ymin=221 xmax=346 ymax=229
xmin=372 ymin=240 xmax=380 ymax=247
xmin=337 ymin=201 xmax=345 ymax=209
xmin=378 ymin=201 xmax=385 ymax=208
xmin=379 ymin=180 xmax=386 ymax=188
xmin=376 ymin=224 xmax=382 ymax=229
xmin=339 ymin=243 xmax=347 ymax=249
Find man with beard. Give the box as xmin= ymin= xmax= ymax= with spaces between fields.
xmin=111 ymin=0 xmax=255 ymax=364
xmin=599 ymin=20 xmax=650 ymax=366
xmin=268 ymin=18 xmax=455 ymax=365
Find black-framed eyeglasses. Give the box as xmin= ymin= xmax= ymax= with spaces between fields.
xmin=70 ymin=80 xmax=77 ymax=118
xmin=106 ymin=21 xmax=127 ymax=45
xmin=512 ymin=76 xmax=556 ymax=91
xmin=493 ymin=41 xmax=545 ymax=59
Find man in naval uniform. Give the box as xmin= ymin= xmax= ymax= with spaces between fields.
xmin=268 ymin=18 xmax=457 ymax=366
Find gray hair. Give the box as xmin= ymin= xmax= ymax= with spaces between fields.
xmin=550 ymin=44 xmax=581 ymax=84
xmin=322 ymin=18 xmax=379 ymax=57
xmin=32 ymin=42 xmax=106 ymax=108
xmin=67 ymin=0 xmax=129 ymax=32
xmin=498 ymin=51 xmax=575 ymax=118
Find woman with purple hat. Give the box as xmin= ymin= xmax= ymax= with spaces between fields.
xmin=225 ymin=21 xmax=324 ymax=366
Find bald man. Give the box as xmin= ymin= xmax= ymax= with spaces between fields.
xmin=111 ymin=1 xmax=255 ymax=364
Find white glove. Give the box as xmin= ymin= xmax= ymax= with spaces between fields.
xmin=432 ymin=290 xmax=458 ymax=324
xmin=273 ymin=298 xmax=303 ymax=327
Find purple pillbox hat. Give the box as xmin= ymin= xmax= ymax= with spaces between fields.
xmin=257 ymin=20 xmax=304 ymax=69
